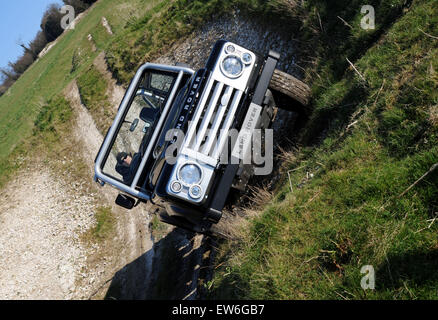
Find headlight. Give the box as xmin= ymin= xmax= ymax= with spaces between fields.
xmin=242 ymin=52 xmax=252 ymax=64
xmin=221 ymin=56 xmax=243 ymax=78
xmin=189 ymin=185 xmax=202 ymax=199
xmin=170 ymin=180 xmax=182 ymax=193
xmin=225 ymin=44 xmax=236 ymax=54
xmin=178 ymin=163 xmax=202 ymax=185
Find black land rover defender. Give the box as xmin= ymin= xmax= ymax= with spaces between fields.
xmin=94 ymin=40 xmax=284 ymax=234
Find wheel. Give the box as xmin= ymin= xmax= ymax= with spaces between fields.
xmin=203 ymin=223 xmax=231 ymax=240
xmin=154 ymin=206 xmax=203 ymax=233
xmin=269 ymin=69 xmax=312 ymax=115
xmin=152 ymin=206 xmax=231 ymax=238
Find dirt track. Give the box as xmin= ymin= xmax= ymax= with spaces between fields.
xmin=0 ymin=57 xmax=205 ymax=300
xmin=0 ymin=166 xmax=95 ymax=299
xmin=0 ymin=76 xmax=154 ymax=299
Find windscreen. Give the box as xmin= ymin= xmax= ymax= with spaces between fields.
xmin=101 ymin=70 xmax=176 ymax=186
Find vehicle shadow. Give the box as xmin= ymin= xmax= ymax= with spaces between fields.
xmin=375 ymin=249 xmax=438 ymax=294
xmin=104 ymin=227 xmax=214 ymax=300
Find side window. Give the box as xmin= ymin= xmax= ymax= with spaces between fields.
xmin=101 ymin=69 xmax=176 ymax=185
xmin=150 ymin=73 xmax=174 ymax=92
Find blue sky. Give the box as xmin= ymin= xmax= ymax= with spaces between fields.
xmin=0 ymin=0 xmax=63 ymax=70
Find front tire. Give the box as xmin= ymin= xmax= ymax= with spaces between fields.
xmin=152 ymin=206 xmax=229 ymax=238
xmin=153 ymin=206 xmax=203 ymax=233
xmin=269 ymin=69 xmax=312 ymax=115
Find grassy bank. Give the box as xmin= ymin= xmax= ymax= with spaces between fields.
xmin=77 ymin=64 xmax=112 ymax=135
xmin=208 ymin=0 xmax=438 ymax=299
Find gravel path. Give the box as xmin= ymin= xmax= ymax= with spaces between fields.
xmin=0 ymin=77 xmax=154 ymax=300
xmin=64 ymin=79 xmax=155 ymax=300
xmin=0 ymin=165 xmax=95 ymax=299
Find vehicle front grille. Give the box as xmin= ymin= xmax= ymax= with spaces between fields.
xmin=182 ymin=78 xmax=243 ymax=166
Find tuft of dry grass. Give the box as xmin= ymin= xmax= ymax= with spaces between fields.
xmin=212 ymin=184 xmax=274 ymax=241
xmin=276 ymin=145 xmax=298 ymax=165
xmin=429 ymin=105 xmax=438 ymax=127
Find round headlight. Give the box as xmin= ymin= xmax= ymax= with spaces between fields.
xmin=225 ymin=44 xmax=235 ymax=54
xmin=221 ymin=56 xmax=243 ymax=78
xmin=242 ymin=52 xmax=252 ymax=64
xmin=189 ymin=185 xmax=202 ymax=199
xmin=170 ymin=180 xmax=182 ymax=193
xmin=178 ymin=163 xmax=202 ymax=185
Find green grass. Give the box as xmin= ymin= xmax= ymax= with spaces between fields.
xmin=90 ymin=206 xmax=116 ymax=240
xmin=209 ymin=0 xmax=438 ymax=300
xmin=0 ymin=95 xmax=73 ymax=187
xmin=105 ymin=0 xmax=245 ymax=83
xmin=150 ymin=214 xmax=171 ymax=240
xmin=33 ymin=95 xmax=73 ymax=138
xmin=77 ymin=64 xmax=113 ymax=134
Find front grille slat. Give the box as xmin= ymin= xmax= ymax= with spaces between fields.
xmin=184 ymin=78 xmax=215 ymax=149
xmin=193 ymin=81 xmax=224 ymax=151
xmin=201 ymin=86 xmax=233 ymax=156
xmin=182 ymin=76 xmax=243 ymax=166
xmin=212 ymin=90 xmax=243 ymax=160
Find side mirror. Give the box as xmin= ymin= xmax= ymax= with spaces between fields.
xmin=115 ymin=193 xmax=136 ymax=209
xmin=140 ymin=107 xmax=158 ymax=123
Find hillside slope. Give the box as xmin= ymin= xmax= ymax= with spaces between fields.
xmin=208 ymin=0 xmax=438 ymax=299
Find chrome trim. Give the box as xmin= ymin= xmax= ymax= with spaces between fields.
xmin=201 ymin=86 xmax=232 ymax=155
xmin=211 ymin=90 xmax=243 ymax=159
xmin=166 ymin=156 xmax=215 ymax=204
xmin=225 ymin=44 xmax=235 ymax=54
xmin=94 ymin=63 xmax=194 ymax=200
xmin=180 ymin=84 xmax=243 ymax=166
xmin=167 ymin=42 xmax=255 ymax=204
xmin=170 ymin=180 xmax=182 ymax=193
xmin=193 ymin=81 xmax=224 ymax=151
xmin=242 ymin=53 xmax=252 ymax=65
xmin=130 ymin=70 xmax=185 ymax=188
xmin=184 ymin=76 xmax=215 ymax=150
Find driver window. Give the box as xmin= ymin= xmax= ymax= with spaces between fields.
xmin=102 ymin=69 xmax=176 ymax=185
